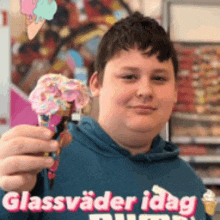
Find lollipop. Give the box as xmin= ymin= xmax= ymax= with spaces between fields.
xmin=29 ymin=73 xmax=90 ymax=188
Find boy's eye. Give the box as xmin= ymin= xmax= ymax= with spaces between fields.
xmin=152 ymin=76 xmax=167 ymax=81
xmin=122 ymin=74 xmax=137 ymax=80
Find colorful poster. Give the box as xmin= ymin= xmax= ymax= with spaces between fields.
xmin=11 ymin=0 xmax=131 ymax=126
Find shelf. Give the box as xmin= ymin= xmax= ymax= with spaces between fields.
xmin=202 ymin=178 xmax=220 ymax=185
xmin=172 ymin=112 xmax=220 ymax=122
xmin=181 ymin=156 xmax=220 ymax=163
xmin=171 ymin=136 xmax=220 ymax=144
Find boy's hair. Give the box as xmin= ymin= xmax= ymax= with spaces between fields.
xmin=95 ymin=11 xmax=178 ymax=84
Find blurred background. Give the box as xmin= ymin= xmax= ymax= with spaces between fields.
xmin=0 ymin=0 xmax=220 ymax=218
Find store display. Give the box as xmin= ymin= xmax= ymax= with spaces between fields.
xmin=174 ymin=44 xmax=220 ymax=115
xmin=162 ymin=1 xmax=220 ymax=213
xmin=171 ymin=44 xmax=220 ymax=138
xmin=170 ymin=43 xmax=220 ymax=208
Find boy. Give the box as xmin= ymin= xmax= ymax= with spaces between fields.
xmin=0 ymin=12 xmax=213 ymax=220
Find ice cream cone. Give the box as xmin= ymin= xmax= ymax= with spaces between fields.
xmin=29 ymin=73 xmax=90 ymax=189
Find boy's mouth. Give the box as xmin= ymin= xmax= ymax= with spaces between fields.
xmin=132 ymin=105 xmax=156 ymax=110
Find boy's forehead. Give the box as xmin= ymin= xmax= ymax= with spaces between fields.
xmin=106 ymin=48 xmax=167 ymax=67
xmin=109 ymin=47 xmax=158 ymax=61
xmin=102 ymin=48 xmax=175 ymax=78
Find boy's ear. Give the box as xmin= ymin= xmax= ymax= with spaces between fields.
xmin=89 ymin=72 xmax=101 ymax=97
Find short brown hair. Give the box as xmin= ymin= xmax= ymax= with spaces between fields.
xmin=95 ymin=11 xmax=178 ymax=84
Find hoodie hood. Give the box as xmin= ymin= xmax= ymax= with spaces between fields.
xmin=69 ymin=116 xmax=179 ymax=162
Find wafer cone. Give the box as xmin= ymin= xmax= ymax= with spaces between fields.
xmin=202 ymin=200 xmax=217 ymax=216
xmin=38 ymin=102 xmax=74 ymax=189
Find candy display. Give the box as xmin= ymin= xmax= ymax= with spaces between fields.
xmin=173 ymin=44 xmax=220 ymax=115
xmin=29 ymin=73 xmax=90 ymax=188
xmin=171 ymin=114 xmax=220 ymax=137
xmin=170 ymin=43 xmax=220 ymax=204
xmin=171 ymin=44 xmax=220 ymax=139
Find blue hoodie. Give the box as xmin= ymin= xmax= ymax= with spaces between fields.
xmin=0 ymin=117 xmax=212 ymax=220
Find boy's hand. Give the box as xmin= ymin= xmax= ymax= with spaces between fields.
xmin=0 ymin=125 xmax=71 ymax=192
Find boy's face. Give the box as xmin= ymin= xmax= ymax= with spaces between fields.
xmin=90 ymin=48 xmax=177 ymax=136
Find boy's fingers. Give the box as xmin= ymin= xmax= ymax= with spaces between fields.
xmin=1 ymin=125 xmax=53 ymax=142
xmin=0 ymin=155 xmax=54 ymax=176
xmin=0 ymin=137 xmax=59 ymax=159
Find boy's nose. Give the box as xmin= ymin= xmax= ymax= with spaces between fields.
xmin=136 ymin=80 xmax=154 ymax=100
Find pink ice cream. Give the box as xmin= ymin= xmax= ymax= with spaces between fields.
xmin=29 ymin=73 xmax=90 ymax=115
xmin=20 ymin=0 xmax=38 ymax=20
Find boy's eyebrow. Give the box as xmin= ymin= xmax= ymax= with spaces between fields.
xmin=151 ymin=68 xmax=170 ymax=74
xmin=120 ymin=66 xmax=170 ymax=74
xmin=120 ymin=66 xmax=140 ymax=72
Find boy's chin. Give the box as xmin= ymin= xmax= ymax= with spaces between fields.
xmin=125 ymin=120 xmax=164 ymax=134
xmin=126 ymin=124 xmax=158 ymax=133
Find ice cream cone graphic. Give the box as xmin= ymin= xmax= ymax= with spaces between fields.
xmin=20 ymin=0 xmax=57 ymax=40
xmin=202 ymin=189 xmax=217 ymax=216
